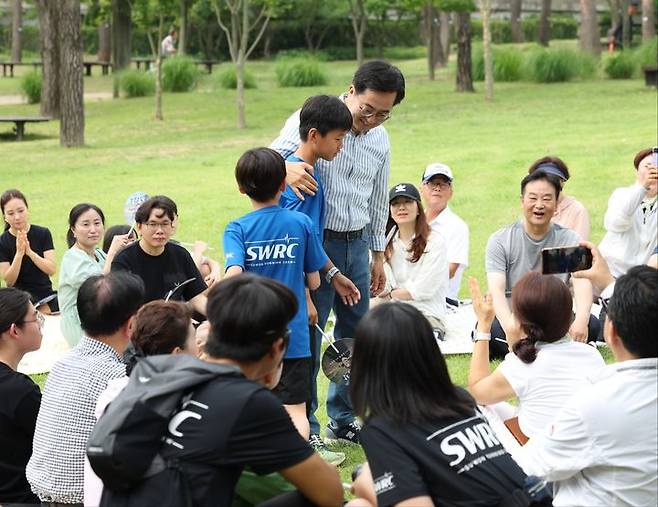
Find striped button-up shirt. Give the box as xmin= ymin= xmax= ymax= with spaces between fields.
xmin=26 ymin=336 xmax=126 ymax=503
xmin=270 ymin=104 xmax=391 ymax=251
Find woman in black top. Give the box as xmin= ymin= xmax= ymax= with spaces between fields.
xmin=0 ymin=189 xmax=57 ymax=312
xmin=0 ymin=287 xmax=43 ymax=505
xmin=348 ymin=303 xmax=531 ymax=507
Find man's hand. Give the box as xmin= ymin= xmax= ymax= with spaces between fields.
xmin=568 ymin=318 xmax=589 ymax=343
xmin=332 ymin=273 xmax=361 ymax=306
xmin=638 ymin=165 xmax=658 ymax=191
xmin=571 ymin=241 xmax=614 ymax=292
xmin=285 ymin=160 xmax=317 ymax=200
xmin=469 ymin=277 xmax=495 ymax=332
xmin=370 ymin=253 xmax=386 ymax=296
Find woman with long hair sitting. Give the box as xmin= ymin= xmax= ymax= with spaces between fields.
xmin=468 ymin=273 xmax=605 ymax=445
xmin=347 ymin=303 xmax=535 ymax=507
xmin=374 ymin=183 xmax=449 ymax=330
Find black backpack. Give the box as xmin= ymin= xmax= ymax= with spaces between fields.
xmin=86 ymin=354 xmax=242 ymax=492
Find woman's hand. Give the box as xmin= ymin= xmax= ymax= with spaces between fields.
xmin=15 ymin=231 xmax=27 ymax=257
xmin=469 ymin=277 xmax=495 ymax=332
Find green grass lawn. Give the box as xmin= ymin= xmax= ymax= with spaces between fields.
xmin=5 ymin=54 xmax=652 ymax=484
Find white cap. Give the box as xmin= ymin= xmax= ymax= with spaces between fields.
xmin=422 ymin=163 xmax=453 ymax=183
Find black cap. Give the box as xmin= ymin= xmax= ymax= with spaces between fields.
xmin=389 ymin=182 xmax=421 ymax=203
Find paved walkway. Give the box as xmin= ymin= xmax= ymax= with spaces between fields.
xmin=0 ymin=91 xmax=113 ymax=106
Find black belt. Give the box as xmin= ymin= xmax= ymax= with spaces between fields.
xmin=324 ymin=228 xmax=364 ymax=240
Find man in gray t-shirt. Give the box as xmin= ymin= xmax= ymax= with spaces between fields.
xmin=484 ymin=170 xmax=596 ymax=359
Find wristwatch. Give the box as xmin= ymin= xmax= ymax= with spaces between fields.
xmin=325 ymin=266 xmax=340 ymax=284
xmin=471 ymin=331 xmax=491 ymax=343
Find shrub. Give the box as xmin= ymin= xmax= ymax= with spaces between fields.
xmin=275 ymin=49 xmax=329 ymax=62
xmin=575 ymin=52 xmax=599 ymax=79
xmin=472 ymin=47 xmax=523 ymax=82
xmin=323 ymin=46 xmax=356 ymax=61
xmin=20 ymin=71 xmax=42 ymax=104
xmin=162 ymin=56 xmax=199 ymax=92
xmin=604 ymin=51 xmax=636 ymax=79
xmin=525 ymin=48 xmax=579 ymax=83
xmin=119 ymin=70 xmax=155 ymax=97
xmin=635 ymin=37 xmax=658 ymax=68
xmin=217 ymin=67 xmax=257 ymax=89
xmin=275 ymin=58 xmax=328 ymax=87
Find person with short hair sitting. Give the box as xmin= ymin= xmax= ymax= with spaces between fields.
xmin=514 ymin=266 xmax=658 ymax=506
xmin=0 ymin=288 xmax=43 ymax=505
xmin=101 ymin=274 xmax=344 ymax=507
xmin=468 ymin=273 xmax=605 ymax=444
xmin=486 ymin=170 xmax=598 ymax=359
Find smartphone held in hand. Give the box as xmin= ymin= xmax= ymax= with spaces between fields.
xmin=541 ymin=246 xmax=593 ymax=274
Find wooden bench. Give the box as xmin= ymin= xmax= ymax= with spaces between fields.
xmin=643 ymin=65 xmax=658 ymax=87
xmin=83 ymin=61 xmax=112 ymax=77
xmin=0 ymin=61 xmax=43 ymax=78
xmin=195 ymin=59 xmax=220 ymax=74
xmin=0 ymin=116 xmax=51 ymax=140
xmin=132 ymin=57 xmax=155 ymax=71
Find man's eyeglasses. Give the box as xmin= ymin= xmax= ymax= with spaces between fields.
xmin=143 ymin=221 xmax=173 ymax=231
xmin=425 ymin=180 xmax=451 ymax=190
xmin=18 ymin=311 xmax=45 ymax=328
xmin=358 ymin=103 xmax=391 ymax=123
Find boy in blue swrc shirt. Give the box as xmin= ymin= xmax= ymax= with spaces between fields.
xmin=279 ymin=95 xmax=361 ymax=462
xmin=223 ymin=147 xmax=359 ymax=442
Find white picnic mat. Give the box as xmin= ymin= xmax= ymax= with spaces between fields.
xmin=18 ymin=314 xmax=70 ymax=375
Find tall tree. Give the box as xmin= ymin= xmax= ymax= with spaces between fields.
xmin=98 ymin=20 xmax=111 ymax=62
xmin=438 ymin=11 xmax=451 ymax=64
xmin=179 ymin=0 xmax=190 ymax=54
xmin=621 ymin=0 xmax=631 ymax=48
xmin=510 ymin=0 xmax=523 ymax=42
xmin=480 ymin=0 xmax=493 ymax=100
xmin=349 ymin=0 xmax=368 ymax=67
xmin=213 ymin=0 xmax=272 ymax=129
xmin=422 ymin=2 xmax=445 ymax=79
xmin=11 ymin=0 xmax=22 ymax=63
xmin=579 ymin=0 xmax=600 ymax=55
xmin=642 ymin=0 xmax=656 ymax=40
xmin=538 ymin=0 xmax=551 ymax=46
xmin=59 ymin=0 xmax=85 ymax=146
xmin=35 ymin=0 xmax=60 ymax=118
xmin=112 ymin=0 xmax=132 ymax=70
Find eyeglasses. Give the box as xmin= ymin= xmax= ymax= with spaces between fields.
xmin=143 ymin=221 xmax=173 ymax=231
xmin=18 ymin=311 xmax=45 ymax=328
xmin=425 ymin=180 xmax=451 ymax=190
xmin=358 ymin=103 xmax=391 ymax=123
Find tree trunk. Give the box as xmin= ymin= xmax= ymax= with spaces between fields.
xmin=422 ymin=3 xmax=444 ymax=79
xmin=579 ymin=0 xmax=601 ymax=55
xmin=539 ymin=0 xmax=551 ymax=46
xmin=350 ymin=0 xmax=367 ymax=68
xmin=98 ymin=21 xmax=111 ymax=62
xmin=179 ymin=0 xmax=189 ymax=55
xmin=112 ymin=0 xmax=132 ymax=70
xmin=642 ymin=0 xmax=656 ymax=40
xmin=36 ymin=0 xmax=60 ymax=118
xmin=236 ymin=58 xmax=246 ymax=129
xmin=439 ymin=11 xmax=451 ymax=64
xmin=510 ymin=0 xmax=524 ymax=42
xmin=59 ymin=0 xmax=85 ymax=147
xmin=456 ymin=12 xmax=474 ymax=92
xmin=481 ymin=0 xmax=494 ymax=101
xmin=621 ymin=0 xmax=631 ymax=48
xmin=11 ymin=0 xmax=22 ymax=63
xmin=155 ymin=13 xmax=164 ymax=121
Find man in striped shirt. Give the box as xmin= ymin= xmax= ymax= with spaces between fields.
xmin=271 ymin=60 xmax=405 ymax=446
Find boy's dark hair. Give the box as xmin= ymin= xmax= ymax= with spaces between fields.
xmin=134 ymin=195 xmax=178 ymax=224
xmin=299 ymin=95 xmax=353 ymax=142
xmin=352 ymin=60 xmax=405 ymax=106
xmin=607 ymin=265 xmax=658 ymax=358
xmin=520 ymin=170 xmax=562 ymax=199
xmin=235 ymin=148 xmax=286 ymax=203
xmin=205 ymin=273 xmax=297 ymax=362
xmin=78 ymin=272 xmax=145 ymax=338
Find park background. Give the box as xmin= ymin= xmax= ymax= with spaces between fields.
xmin=1 ymin=0 xmax=657 ymax=482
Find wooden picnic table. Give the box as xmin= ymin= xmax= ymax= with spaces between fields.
xmin=132 ymin=57 xmax=155 ymax=71
xmin=0 ymin=116 xmax=51 ymax=141
xmin=195 ymin=59 xmax=220 ymax=74
xmin=83 ymin=61 xmax=112 ymax=76
xmin=0 ymin=61 xmax=43 ymax=78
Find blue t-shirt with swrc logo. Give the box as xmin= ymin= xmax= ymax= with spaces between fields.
xmin=223 ymin=206 xmax=328 ymax=358
xmin=279 ymin=154 xmax=325 ymax=243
